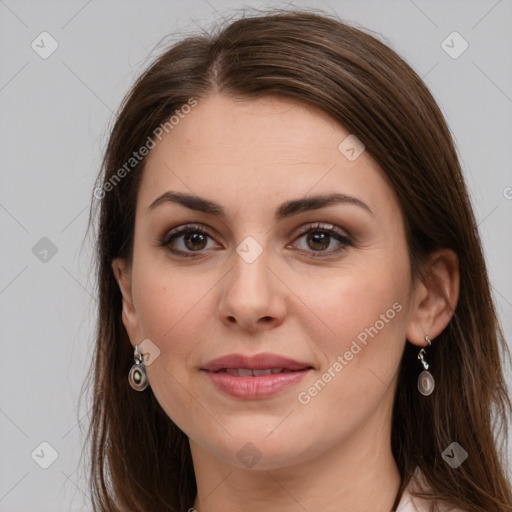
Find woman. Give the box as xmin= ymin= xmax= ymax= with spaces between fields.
xmin=85 ymin=9 xmax=512 ymax=512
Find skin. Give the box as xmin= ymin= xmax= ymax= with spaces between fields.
xmin=113 ymin=94 xmax=459 ymax=512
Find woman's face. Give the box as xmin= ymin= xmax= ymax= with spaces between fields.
xmin=116 ymin=93 xmax=420 ymax=470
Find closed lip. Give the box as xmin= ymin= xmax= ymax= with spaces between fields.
xmin=201 ymin=352 xmax=314 ymax=373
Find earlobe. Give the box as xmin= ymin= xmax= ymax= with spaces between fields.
xmin=406 ymin=249 xmax=460 ymax=347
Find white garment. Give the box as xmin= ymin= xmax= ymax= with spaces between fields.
xmin=396 ymin=467 xmax=466 ymax=512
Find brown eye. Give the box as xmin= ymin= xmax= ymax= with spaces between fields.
xmin=291 ymin=223 xmax=353 ymax=258
xmin=182 ymin=231 xmax=208 ymax=251
xmin=306 ymin=231 xmax=331 ymax=251
xmin=160 ymin=224 xmax=220 ymax=257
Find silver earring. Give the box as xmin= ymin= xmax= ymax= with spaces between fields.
xmin=128 ymin=344 xmax=149 ymax=391
xmin=417 ymin=335 xmax=435 ymax=396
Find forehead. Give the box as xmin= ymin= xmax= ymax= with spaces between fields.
xmin=150 ymin=94 xmax=351 ymax=163
xmin=137 ymin=94 xmax=398 ymax=220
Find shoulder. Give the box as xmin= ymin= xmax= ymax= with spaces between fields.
xmin=396 ymin=467 xmax=467 ymax=512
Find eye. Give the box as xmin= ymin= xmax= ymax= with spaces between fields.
xmin=159 ymin=222 xmax=353 ymax=259
xmin=159 ymin=224 xmax=220 ymax=258
xmin=290 ymin=223 xmax=353 ymax=258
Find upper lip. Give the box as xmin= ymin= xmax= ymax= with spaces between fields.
xmin=201 ymin=352 xmax=313 ymax=372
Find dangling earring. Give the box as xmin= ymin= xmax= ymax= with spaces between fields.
xmin=128 ymin=344 xmax=149 ymax=391
xmin=417 ymin=335 xmax=435 ymax=396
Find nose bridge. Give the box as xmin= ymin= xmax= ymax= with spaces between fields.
xmin=218 ymin=238 xmax=286 ymax=331
xmin=230 ymin=241 xmax=272 ymax=307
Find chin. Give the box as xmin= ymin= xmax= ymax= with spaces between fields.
xmin=203 ymin=432 xmax=317 ymax=471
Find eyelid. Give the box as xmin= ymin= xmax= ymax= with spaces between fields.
xmin=158 ymin=223 xmax=221 ymax=259
xmin=161 ymin=223 xmax=216 ymax=242
xmin=291 ymin=221 xmax=349 ymax=239
xmin=288 ymin=222 xmax=353 ymax=258
xmin=161 ymin=221 xmax=350 ymax=242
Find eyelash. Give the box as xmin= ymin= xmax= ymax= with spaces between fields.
xmin=158 ymin=222 xmax=354 ymax=259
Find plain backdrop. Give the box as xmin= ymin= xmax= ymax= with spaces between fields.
xmin=0 ymin=1 xmax=511 ymax=510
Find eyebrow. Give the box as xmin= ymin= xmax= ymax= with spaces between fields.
xmin=147 ymin=190 xmax=374 ymax=220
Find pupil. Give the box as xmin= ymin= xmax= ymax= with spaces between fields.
xmin=185 ymin=232 xmax=206 ymax=250
xmin=308 ymin=232 xmax=329 ymax=251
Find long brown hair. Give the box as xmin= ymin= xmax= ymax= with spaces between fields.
xmin=83 ymin=8 xmax=512 ymax=512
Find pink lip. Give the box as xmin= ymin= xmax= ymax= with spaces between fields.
xmin=200 ymin=352 xmax=313 ymax=399
xmin=202 ymin=352 xmax=312 ymax=372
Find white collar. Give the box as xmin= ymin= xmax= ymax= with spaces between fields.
xmin=395 ymin=467 xmax=428 ymax=511
xmin=396 ymin=467 xmax=465 ymax=512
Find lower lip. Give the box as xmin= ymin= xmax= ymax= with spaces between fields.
xmin=201 ymin=369 xmax=311 ymax=399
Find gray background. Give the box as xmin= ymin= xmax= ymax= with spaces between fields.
xmin=0 ymin=0 xmax=511 ymax=510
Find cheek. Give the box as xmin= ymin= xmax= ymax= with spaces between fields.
xmin=289 ymin=253 xmax=410 ymax=406
xmin=131 ymin=228 xmax=210 ymax=324
xmin=292 ymin=251 xmax=410 ymax=348
xmin=133 ymin=266 xmax=214 ymax=355
xmin=289 ymin=295 xmax=407 ymax=454
xmin=131 ymin=255 xmax=225 ymax=380
xmin=131 ymin=265 xmax=219 ymax=433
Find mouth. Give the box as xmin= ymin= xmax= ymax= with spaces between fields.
xmin=201 ymin=352 xmax=313 ymax=372
xmin=212 ymin=367 xmax=312 ymax=376
xmin=200 ymin=352 xmax=314 ymax=399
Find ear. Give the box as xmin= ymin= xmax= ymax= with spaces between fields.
xmin=112 ymin=258 xmax=142 ymax=345
xmin=406 ymin=249 xmax=460 ymax=347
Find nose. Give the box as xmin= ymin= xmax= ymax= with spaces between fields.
xmin=217 ymin=247 xmax=287 ymax=335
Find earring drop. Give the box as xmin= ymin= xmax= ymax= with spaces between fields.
xmin=417 ymin=335 xmax=435 ymax=396
xmin=128 ymin=344 xmax=149 ymax=391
